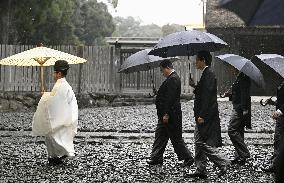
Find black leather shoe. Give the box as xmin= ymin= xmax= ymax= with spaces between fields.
xmin=238 ymin=158 xmax=246 ymax=166
xmin=217 ymin=166 xmax=227 ymax=177
xmin=261 ymin=165 xmax=276 ymax=173
xmin=231 ymin=158 xmax=246 ymax=165
xmin=185 ymin=172 xmax=207 ymax=179
xmin=48 ymin=157 xmax=63 ymax=165
xmin=183 ymin=158 xmax=194 ymax=167
xmin=48 ymin=158 xmax=54 ymax=165
xmin=147 ymin=159 xmax=163 ymax=165
xmin=60 ymin=155 xmax=68 ymax=160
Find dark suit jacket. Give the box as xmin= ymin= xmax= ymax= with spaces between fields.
xmin=193 ymin=67 xmax=222 ymax=147
xmin=155 ymin=71 xmax=181 ymax=120
xmin=276 ymin=82 xmax=284 ymax=113
xmin=230 ymin=73 xmax=252 ymax=128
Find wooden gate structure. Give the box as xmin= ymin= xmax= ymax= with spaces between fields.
xmin=107 ymin=37 xmax=195 ymax=95
xmin=0 ymin=40 xmax=201 ymax=95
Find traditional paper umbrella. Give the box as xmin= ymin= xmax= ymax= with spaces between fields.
xmin=0 ymin=44 xmax=87 ymax=92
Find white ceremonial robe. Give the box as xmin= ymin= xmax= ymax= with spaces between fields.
xmin=32 ymin=78 xmax=78 ymax=157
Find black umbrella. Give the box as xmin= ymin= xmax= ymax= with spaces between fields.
xmin=216 ymin=54 xmax=265 ymax=88
xmin=118 ymin=49 xmax=179 ymax=73
xmin=148 ymin=30 xmax=228 ymax=58
xmin=251 ymin=54 xmax=284 ymax=96
xmin=119 ymin=49 xmax=179 ymax=97
xmin=219 ymin=0 xmax=284 ymax=26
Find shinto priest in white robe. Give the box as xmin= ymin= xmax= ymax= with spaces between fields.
xmin=32 ymin=78 xmax=78 ymax=158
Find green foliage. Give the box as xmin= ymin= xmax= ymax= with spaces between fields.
xmin=0 ymin=0 xmax=185 ymax=45
xmin=74 ymin=0 xmax=115 ymax=45
xmin=112 ymin=16 xmax=185 ymax=38
xmin=112 ymin=16 xmax=162 ymax=37
xmin=107 ymin=0 xmax=118 ymax=8
xmin=161 ymin=24 xmax=185 ymax=36
xmin=0 ymin=0 xmax=115 ymax=45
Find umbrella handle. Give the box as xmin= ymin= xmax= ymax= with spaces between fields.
xmin=260 ymin=99 xmax=267 ymax=106
xmin=219 ymin=92 xmax=227 ymax=98
xmin=219 ymin=91 xmax=231 ymax=98
xmin=260 ymin=96 xmax=275 ymax=106
xmin=40 ymin=66 xmax=45 ymax=93
xmin=219 ymin=85 xmax=232 ymax=98
xmin=148 ymin=69 xmax=157 ymax=98
xmin=188 ymin=63 xmax=197 ymax=88
xmin=148 ymin=93 xmax=155 ymax=98
xmin=149 ymin=87 xmax=157 ymax=98
xmin=188 ymin=62 xmax=192 ymax=79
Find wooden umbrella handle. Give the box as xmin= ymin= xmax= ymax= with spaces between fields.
xmin=40 ymin=65 xmax=45 ymax=94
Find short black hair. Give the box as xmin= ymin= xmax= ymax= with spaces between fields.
xmin=159 ymin=59 xmax=173 ymax=69
xmin=54 ymin=60 xmax=69 ymax=77
xmin=59 ymin=70 xmax=68 ymax=77
xmin=197 ymin=51 xmax=212 ymax=66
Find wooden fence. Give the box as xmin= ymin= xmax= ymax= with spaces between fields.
xmin=0 ymin=44 xmax=233 ymax=95
xmin=0 ymin=45 xmax=118 ymax=94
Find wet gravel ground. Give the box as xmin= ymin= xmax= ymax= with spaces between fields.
xmin=0 ymin=100 xmax=277 ymax=182
xmin=0 ymin=134 xmax=275 ymax=182
xmin=0 ymin=101 xmax=276 ymax=133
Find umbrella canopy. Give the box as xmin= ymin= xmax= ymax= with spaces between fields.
xmin=216 ymin=54 xmax=265 ymax=88
xmin=118 ymin=49 xmax=179 ymax=73
xmin=0 ymin=46 xmax=87 ymax=66
xmin=219 ymin=0 xmax=284 ymax=26
xmin=0 ymin=46 xmax=87 ymax=93
xmin=251 ymin=54 xmax=284 ymax=94
xmin=148 ymin=30 xmax=228 ymax=58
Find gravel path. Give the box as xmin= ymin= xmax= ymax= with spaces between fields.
xmin=0 ymin=133 xmax=275 ymax=182
xmin=0 ymin=101 xmax=276 ymax=133
xmin=0 ymin=100 xmax=277 ymax=182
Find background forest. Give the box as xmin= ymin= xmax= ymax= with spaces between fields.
xmin=0 ymin=0 xmax=184 ymax=45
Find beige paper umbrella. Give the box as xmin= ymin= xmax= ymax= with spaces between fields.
xmin=0 ymin=45 xmax=87 ymax=92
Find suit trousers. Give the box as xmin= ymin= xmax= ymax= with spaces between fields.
xmin=194 ymin=127 xmax=229 ymax=174
xmin=150 ymin=118 xmax=193 ymax=161
xmin=271 ymin=116 xmax=284 ymax=166
xmin=228 ymin=110 xmax=250 ymax=159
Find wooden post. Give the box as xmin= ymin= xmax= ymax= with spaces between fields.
xmin=77 ymin=46 xmax=84 ymax=94
xmin=114 ymin=44 xmax=121 ymax=93
xmin=109 ymin=46 xmax=115 ymax=93
xmin=136 ymin=71 xmax=140 ymax=90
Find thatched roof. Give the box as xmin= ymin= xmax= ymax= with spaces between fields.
xmin=206 ymin=0 xmax=245 ymax=28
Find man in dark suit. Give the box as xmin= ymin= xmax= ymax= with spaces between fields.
xmin=147 ymin=60 xmax=194 ymax=167
xmin=262 ymin=81 xmax=284 ymax=173
xmin=275 ymin=138 xmax=284 ymax=182
xmin=225 ymin=70 xmax=251 ymax=165
xmin=186 ymin=51 xmax=229 ymax=179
